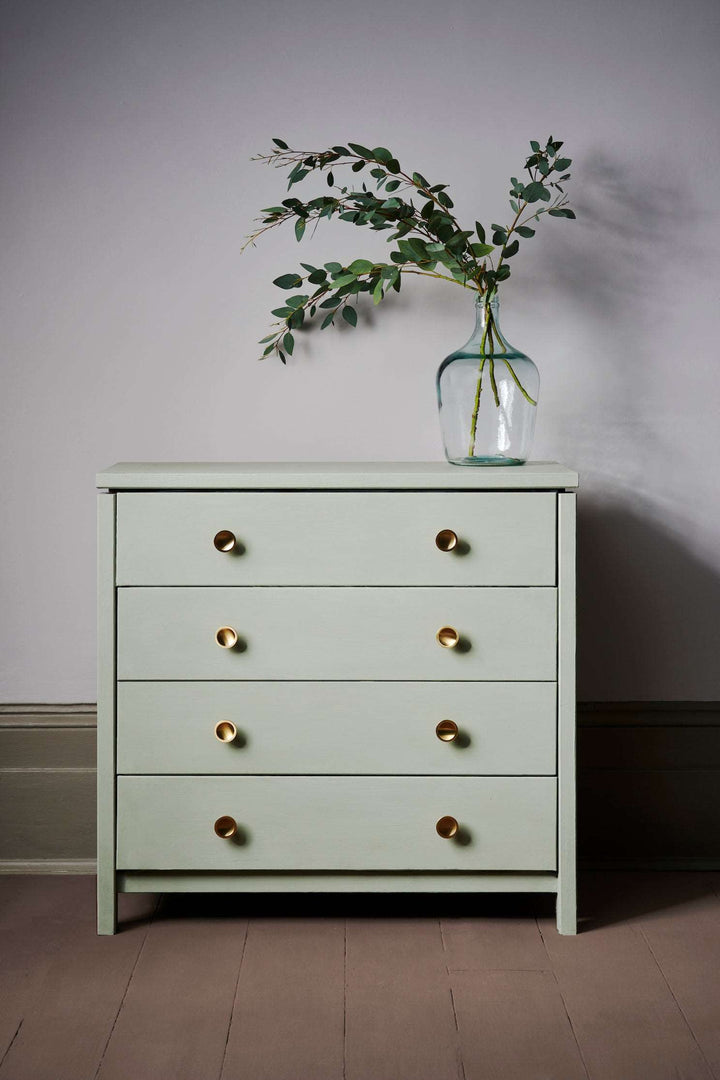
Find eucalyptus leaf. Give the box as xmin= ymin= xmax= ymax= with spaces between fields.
xmin=272 ymin=137 xmax=289 ymax=149
xmin=273 ymin=274 xmax=303 ymax=289
xmin=348 ymin=259 xmax=374 ymax=275
xmin=523 ymin=181 xmax=545 ymax=203
xmin=283 ymin=332 xmax=294 ymax=355
xmin=342 ymin=305 xmax=358 ymax=326
xmin=294 ymin=218 xmax=306 ymax=241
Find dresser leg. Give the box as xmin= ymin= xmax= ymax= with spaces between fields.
xmin=97 ymin=874 xmax=117 ymax=935
xmin=556 ymin=882 xmax=577 ymax=935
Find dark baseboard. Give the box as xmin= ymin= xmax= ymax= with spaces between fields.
xmin=2 ymin=703 xmax=719 ymax=872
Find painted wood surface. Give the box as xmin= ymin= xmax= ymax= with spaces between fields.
xmin=98 ymin=460 xmax=579 ymax=491
xmin=117 ymin=871 xmax=560 ymax=892
xmin=451 ymin=970 xmax=588 ymax=1078
xmin=539 ymin=894 xmax=716 ymax=1079
xmin=117 ymin=586 xmax=557 ymax=681
xmin=220 ymin=918 xmax=345 ymax=1080
xmin=4 ymin=873 xmax=720 ymax=1080
xmin=557 ymin=491 xmax=577 ymax=934
xmin=0 ymin=878 xmax=156 ymax=1080
xmin=116 ymin=491 xmax=556 ymax=585
xmin=117 ymin=681 xmax=557 ymax=775
xmin=96 ymin=494 xmax=116 ymax=935
xmin=116 ymin=775 xmax=557 ymax=872
xmin=94 ymin=906 xmax=248 ymax=1080
xmin=345 ymin=919 xmax=462 ymax=1080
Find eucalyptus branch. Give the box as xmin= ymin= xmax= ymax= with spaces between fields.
xmin=246 ymin=136 xmax=575 ymax=369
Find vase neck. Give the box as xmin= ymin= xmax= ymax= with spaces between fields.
xmin=466 ymin=293 xmax=511 ymax=351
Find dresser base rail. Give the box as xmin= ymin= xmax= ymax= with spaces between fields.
xmin=117 ymin=871 xmax=560 ymax=894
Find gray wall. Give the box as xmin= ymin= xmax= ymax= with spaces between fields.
xmin=1 ymin=0 xmax=719 ymax=703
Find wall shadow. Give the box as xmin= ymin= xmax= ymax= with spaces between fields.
xmin=577 ymin=498 xmax=720 ymax=700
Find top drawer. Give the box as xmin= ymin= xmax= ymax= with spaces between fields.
xmin=116 ymin=492 xmax=556 ymax=586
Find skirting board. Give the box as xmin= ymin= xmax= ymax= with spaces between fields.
xmin=1 ymin=703 xmax=720 ymax=872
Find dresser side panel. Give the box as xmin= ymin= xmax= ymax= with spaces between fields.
xmin=97 ymin=493 xmax=117 ymax=934
xmin=557 ymin=491 xmax=577 ymax=934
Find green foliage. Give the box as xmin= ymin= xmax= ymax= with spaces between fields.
xmin=246 ymin=137 xmax=575 ymax=361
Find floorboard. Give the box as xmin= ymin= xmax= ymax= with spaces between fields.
xmin=589 ymin=872 xmax=720 ymax=1078
xmin=441 ymin=896 xmax=549 ymax=971
xmin=450 ymin=969 xmax=589 ymax=1080
xmin=2 ymin=874 xmax=720 ymax=1080
xmin=220 ymin=916 xmax=345 ymax=1080
xmin=539 ymin=876 xmax=716 ymax=1080
xmin=95 ymin=895 xmax=249 ymax=1080
xmin=345 ymin=918 xmax=462 ymax=1080
xmin=0 ymin=879 xmax=156 ymax=1080
xmin=0 ymin=876 xmax=88 ymax=1060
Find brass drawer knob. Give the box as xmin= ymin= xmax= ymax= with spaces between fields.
xmin=436 ymin=719 xmax=459 ymax=742
xmin=214 ymin=815 xmax=237 ymax=839
xmin=436 ymin=626 xmax=459 ymax=649
xmin=215 ymin=626 xmax=238 ymax=649
xmin=213 ymin=530 xmax=237 ymax=552
xmin=215 ymin=720 xmax=237 ymax=743
xmin=436 ymin=815 xmax=459 ymax=839
xmin=435 ymin=529 xmax=458 ymax=552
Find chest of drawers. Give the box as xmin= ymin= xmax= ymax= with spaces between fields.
xmin=97 ymin=462 xmax=578 ymax=934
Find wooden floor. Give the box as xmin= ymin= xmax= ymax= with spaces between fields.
xmin=1 ymin=874 xmax=719 ymax=1079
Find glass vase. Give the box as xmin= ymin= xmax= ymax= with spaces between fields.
xmin=436 ymin=293 xmax=539 ymax=465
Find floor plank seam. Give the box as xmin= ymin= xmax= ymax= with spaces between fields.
xmin=444 ymin=972 xmax=552 ymax=980
xmin=342 ymin=919 xmax=347 ymax=1080
xmin=535 ymin=917 xmax=592 ymax=1080
xmin=639 ymin=924 xmax=718 ymax=1079
xmin=0 ymin=1019 xmax=23 ymax=1072
xmin=91 ymin=897 xmax=159 ymax=1080
xmin=439 ymin=920 xmax=467 ymax=1080
xmin=217 ymin=919 xmax=249 ymax=1080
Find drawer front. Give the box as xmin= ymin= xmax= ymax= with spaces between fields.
xmin=117 ymin=682 xmax=557 ymax=775
xmin=117 ymin=587 xmax=557 ymax=681
xmin=116 ymin=492 xmax=556 ymax=586
xmin=116 ymin=776 xmax=557 ymax=871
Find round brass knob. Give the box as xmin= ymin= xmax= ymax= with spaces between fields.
xmin=215 ymin=720 xmax=237 ymax=743
xmin=436 ymin=815 xmax=459 ymax=839
xmin=436 ymin=719 xmax=459 ymax=742
xmin=435 ymin=529 xmax=458 ymax=552
xmin=215 ymin=626 xmax=238 ymax=649
xmin=436 ymin=626 xmax=460 ymax=649
xmin=214 ymin=815 xmax=237 ymax=839
xmin=214 ymin=530 xmax=237 ymax=552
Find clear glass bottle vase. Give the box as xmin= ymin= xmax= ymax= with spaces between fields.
xmin=436 ymin=293 xmax=539 ymax=465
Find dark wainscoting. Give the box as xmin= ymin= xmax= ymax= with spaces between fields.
xmin=1 ymin=703 xmax=719 ymax=872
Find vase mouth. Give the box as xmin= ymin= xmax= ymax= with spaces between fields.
xmin=475 ymin=291 xmax=499 ymax=307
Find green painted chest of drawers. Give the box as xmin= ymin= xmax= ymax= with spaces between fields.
xmin=97 ymin=462 xmax=578 ymax=934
